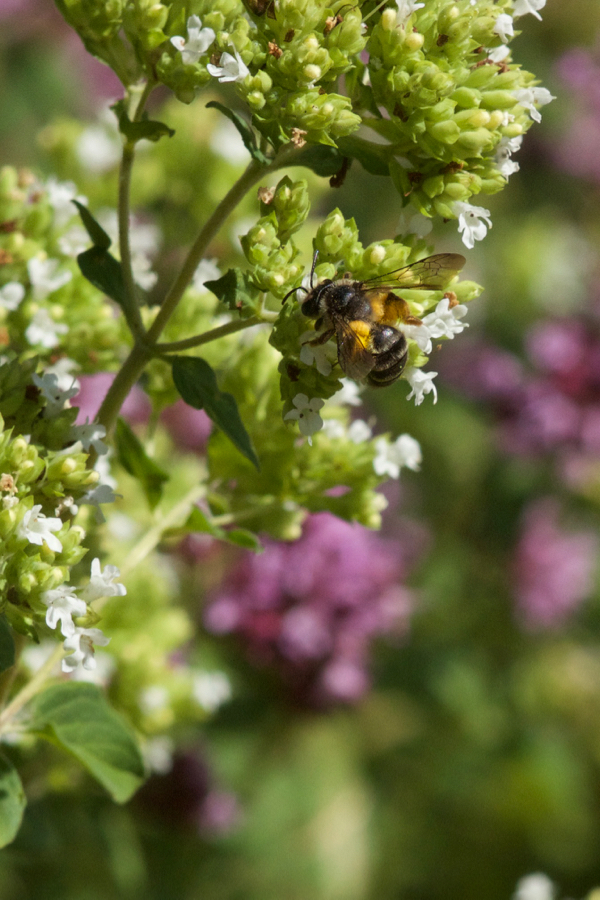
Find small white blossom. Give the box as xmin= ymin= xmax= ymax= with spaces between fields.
xmin=41 ymin=585 xmax=87 ymax=637
xmin=32 ymin=371 xmax=78 ymax=417
xmin=513 ymin=86 xmax=555 ymax=123
xmin=192 ymin=258 xmax=221 ymax=293
xmin=45 ymin=357 xmax=80 ymax=393
xmin=58 ymin=225 xmax=89 ymax=258
xmin=374 ymin=433 xmax=422 ymax=478
xmin=25 ymin=309 xmax=68 ymax=349
xmin=76 ymin=126 xmax=121 ymax=174
xmin=488 ymin=44 xmax=510 ymax=63
xmin=82 ymin=557 xmax=126 ymax=603
xmin=348 ymin=419 xmax=373 ymax=443
xmin=210 ymin=119 xmax=250 ymax=165
xmin=493 ymin=12 xmax=514 ymax=42
xmin=513 ymin=0 xmax=546 ymax=20
xmin=27 ymin=257 xmax=72 ymax=301
xmin=81 ymin=483 xmax=120 ymax=523
xmin=192 ymin=671 xmax=232 ymax=712
xmin=3 ymin=495 xmax=18 ymax=510
xmin=62 ymin=626 xmax=110 ymax=672
xmin=321 ymin=419 xmax=346 ymax=440
xmin=69 ymin=418 xmax=108 ymax=455
xmin=207 ymin=48 xmax=249 ymax=83
xmin=404 ymin=367 xmax=438 ymax=406
xmin=495 ymin=135 xmax=523 ymax=177
xmin=143 ymin=736 xmax=175 ymax=775
xmin=96 ymin=210 xmax=160 ymax=290
xmin=131 ymin=253 xmax=157 ymax=290
xmin=140 ymin=685 xmax=170 ymax=715
xmin=512 ymin=873 xmax=555 ymax=900
xmin=421 ymin=296 xmax=469 ymax=341
xmin=333 ymin=378 xmax=363 ymax=407
xmin=94 ymin=452 xmax=117 ymax=490
xmin=0 ymin=282 xmax=25 ymax=311
xmin=18 ymin=504 xmax=63 ymax=553
xmin=300 ymin=332 xmax=337 ymax=376
xmin=396 ymin=210 xmax=433 ymax=238
xmin=70 ymin=650 xmax=115 ymax=685
xmin=45 ymin=177 xmax=86 ymax=229
xmin=171 ymin=15 xmax=216 ymax=65
xmin=395 ymin=0 xmax=424 ymax=24
xmin=284 ymin=393 xmax=325 ymax=444
xmin=453 ymin=201 xmax=493 ymax=249
xmin=402 ymin=321 xmax=434 ymax=355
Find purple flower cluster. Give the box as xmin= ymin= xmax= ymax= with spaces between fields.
xmin=441 ymin=317 xmax=600 ymax=483
xmin=204 ymin=512 xmax=416 ymax=707
xmin=514 ymin=498 xmax=598 ymax=629
xmin=554 ymin=49 xmax=600 ymax=184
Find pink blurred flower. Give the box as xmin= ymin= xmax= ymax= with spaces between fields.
xmin=74 ymin=373 xmax=151 ymax=425
xmin=160 ymin=399 xmax=212 ymax=452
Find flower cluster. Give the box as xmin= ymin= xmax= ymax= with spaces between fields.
xmin=554 ymin=47 xmax=600 ymax=184
xmin=204 ymin=511 xmax=416 ymax=706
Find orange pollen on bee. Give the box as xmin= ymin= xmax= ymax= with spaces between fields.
xmin=349 ymin=320 xmax=372 ymax=340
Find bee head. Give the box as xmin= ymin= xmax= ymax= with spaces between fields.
xmin=300 ymin=281 xmax=332 ymax=319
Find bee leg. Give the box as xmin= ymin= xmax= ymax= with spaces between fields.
xmin=382 ymin=292 xmax=422 ymax=326
xmin=308 ymin=327 xmax=335 ymax=346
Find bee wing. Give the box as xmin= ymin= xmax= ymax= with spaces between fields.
xmin=333 ymin=315 xmax=375 ymax=380
xmin=363 ymin=253 xmax=466 ymax=292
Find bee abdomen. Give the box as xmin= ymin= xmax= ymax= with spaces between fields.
xmin=367 ymin=325 xmax=408 ymax=388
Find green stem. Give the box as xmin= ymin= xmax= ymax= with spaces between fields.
xmin=117 ymin=80 xmax=156 ymax=339
xmin=0 ymin=634 xmax=26 ymax=711
xmin=152 ymin=315 xmax=268 ymax=355
xmin=0 ymin=645 xmax=63 ymax=735
xmin=94 ymin=342 xmax=153 ymax=440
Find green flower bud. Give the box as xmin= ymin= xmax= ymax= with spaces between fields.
xmin=315 ymin=209 xmax=359 ymax=260
xmin=271 ymin=176 xmax=310 ymax=242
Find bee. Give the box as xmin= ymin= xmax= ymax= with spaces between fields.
xmin=286 ymin=252 xmax=465 ymax=387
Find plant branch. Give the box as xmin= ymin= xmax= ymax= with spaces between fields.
xmin=0 ymin=645 xmax=63 ymax=735
xmin=152 ymin=315 xmax=270 ymax=355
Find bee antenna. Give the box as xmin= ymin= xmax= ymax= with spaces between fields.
xmin=310 ymin=249 xmax=319 ymax=288
xmin=282 ymin=284 xmax=308 ymax=305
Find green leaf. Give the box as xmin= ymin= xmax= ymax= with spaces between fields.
xmin=164 ymin=505 xmax=262 ymax=552
xmin=336 ymin=136 xmax=390 ymax=176
xmin=292 ymin=144 xmax=344 ymax=177
xmin=115 ymin=417 xmax=169 ymax=510
xmin=171 ymin=356 xmax=260 ymax=470
xmin=72 ymin=200 xmax=112 ymax=250
xmin=206 ymin=101 xmax=269 ymax=165
xmin=30 ymin=682 xmax=145 ymax=804
xmin=0 ymin=615 xmax=15 ymax=674
xmin=113 ymin=101 xmax=175 ymax=143
xmin=77 ymin=246 xmax=128 ymax=312
xmin=0 ymin=753 xmax=26 ymax=847
xmin=204 ymin=268 xmax=261 ymax=318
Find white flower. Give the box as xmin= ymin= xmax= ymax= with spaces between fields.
xmin=140 ymin=685 xmax=170 ymax=715
xmin=284 ymin=393 xmax=325 ymax=444
xmin=25 ymin=309 xmax=68 ymax=349
xmin=210 ymin=119 xmax=250 ymax=165
xmin=76 ymin=126 xmax=121 ymax=174
xmin=192 ymin=671 xmax=232 ymax=712
xmin=0 ymin=282 xmax=25 ymax=311
xmin=453 ymin=201 xmax=493 ymax=249
xmin=192 ymin=258 xmax=221 ymax=293
xmin=402 ymin=321 xmax=434 ymax=355
xmin=513 ymin=0 xmax=546 ymax=20
xmin=82 ymin=557 xmax=126 ymax=603
xmin=300 ymin=331 xmax=337 ymax=376
xmin=495 ymin=135 xmax=523 ymax=177
xmin=513 ymin=86 xmax=555 ymax=123
xmin=488 ymin=45 xmax=510 ymax=63
xmin=421 ymin=296 xmax=469 ymax=341
xmin=394 ymin=0 xmax=425 ymax=25
xmin=493 ymin=13 xmax=514 ymax=42
xmin=404 ymin=367 xmax=438 ymax=406
xmin=171 ymin=15 xmax=216 ymax=65
xmin=512 ymin=873 xmax=555 ymax=900
xmin=18 ymin=504 xmax=63 ymax=553
xmin=96 ymin=210 xmax=160 ymax=290
xmin=32 ymin=371 xmax=78 ymax=417
xmin=62 ymin=626 xmax=110 ymax=673
xmin=131 ymin=254 xmax=157 ymax=290
xmin=207 ymin=47 xmax=249 ymax=83
xmin=45 ymin=357 xmax=80 ymax=393
xmin=334 ymin=378 xmax=362 ymax=407
xmin=94 ymin=452 xmax=117 ymax=490
xmin=69 ymin=418 xmax=108 ymax=455
xmin=27 ymin=257 xmax=72 ymax=300
xmin=348 ymin=419 xmax=373 ymax=443
xmin=373 ymin=433 xmax=422 ymax=478
xmin=321 ymin=419 xmax=346 ymax=440
xmin=143 ymin=736 xmax=175 ymax=775
xmin=41 ymin=585 xmax=87 ymax=637
xmin=58 ymin=225 xmax=89 ymax=257
xmin=45 ymin=177 xmax=86 ymax=229
xmin=396 ymin=210 xmax=433 ymax=238
xmin=81 ymin=483 xmax=120 ymax=523
xmin=70 ymin=650 xmax=115 ymax=685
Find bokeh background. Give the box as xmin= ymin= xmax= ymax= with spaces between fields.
xmin=3 ymin=2 xmax=600 ymax=899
